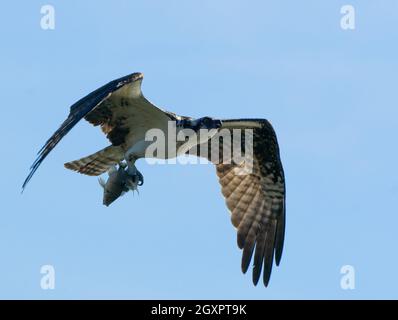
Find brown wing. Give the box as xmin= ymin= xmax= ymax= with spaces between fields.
xmin=22 ymin=73 xmax=144 ymax=190
xmin=83 ymin=77 xmax=173 ymax=148
xmin=22 ymin=72 xmax=174 ymax=190
xmin=199 ymin=119 xmax=285 ymax=286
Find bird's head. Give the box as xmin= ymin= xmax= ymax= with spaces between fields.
xmin=176 ymin=116 xmax=222 ymax=146
xmin=176 ymin=116 xmax=222 ymax=132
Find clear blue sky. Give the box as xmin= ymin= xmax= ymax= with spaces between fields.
xmin=1 ymin=0 xmax=397 ymax=299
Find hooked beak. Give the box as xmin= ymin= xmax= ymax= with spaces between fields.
xmin=212 ymin=120 xmax=222 ymax=129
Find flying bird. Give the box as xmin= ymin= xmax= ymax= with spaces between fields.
xmin=22 ymin=72 xmax=286 ymax=287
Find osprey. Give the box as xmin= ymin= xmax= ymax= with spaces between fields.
xmin=22 ymin=72 xmax=286 ymax=287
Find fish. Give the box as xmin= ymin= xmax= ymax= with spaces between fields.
xmin=98 ymin=163 xmax=132 ymax=206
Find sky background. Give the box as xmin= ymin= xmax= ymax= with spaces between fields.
xmin=0 ymin=0 xmax=397 ymax=299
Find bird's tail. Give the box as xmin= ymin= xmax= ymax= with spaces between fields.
xmin=64 ymin=145 xmax=124 ymax=176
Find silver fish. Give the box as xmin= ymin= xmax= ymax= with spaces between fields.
xmin=98 ymin=163 xmax=131 ymax=206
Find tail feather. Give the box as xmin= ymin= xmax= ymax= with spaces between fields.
xmin=64 ymin=145 xmax=124 ymax=176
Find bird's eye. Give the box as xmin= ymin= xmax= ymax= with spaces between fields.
xmin=202 ymin=117 xmax=212 ymax=126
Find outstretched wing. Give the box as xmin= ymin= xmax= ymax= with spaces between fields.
xmin=22 ymin=72 xmax=173 ymax=190
xmin=199 ymin=119 xmax=285 ymax=286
